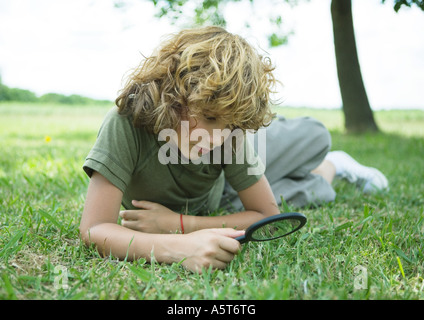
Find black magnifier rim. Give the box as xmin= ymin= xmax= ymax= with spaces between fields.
xmin=246 ymin=212 xmax=307 ymax=242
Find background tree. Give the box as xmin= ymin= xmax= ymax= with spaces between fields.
xmin=119 ymin=0 xmax=423 ymax=133
xmin=331 ymin=0 xmax=378 ymax=133
xmin=331 ymin=0 xmax=423 ymax=133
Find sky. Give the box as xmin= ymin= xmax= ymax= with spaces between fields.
xmin=0 ymin=0 xmax=423 ymax=110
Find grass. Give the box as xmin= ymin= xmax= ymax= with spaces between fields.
xmin=0 ymin=102 xmax=423 ymax=300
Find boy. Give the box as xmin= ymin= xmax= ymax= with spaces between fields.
xmin=80 ymin=26 xmax=387 ymax=273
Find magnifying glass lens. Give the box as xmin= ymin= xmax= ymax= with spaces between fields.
xmin=251 ymin=219 xmax=301 ymax=241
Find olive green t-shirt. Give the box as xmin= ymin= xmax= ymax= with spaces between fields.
xmin=83 ymin=107 xmax=264 ymax=215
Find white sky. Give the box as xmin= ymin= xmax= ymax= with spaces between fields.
xmin=0 ymin=0 xmax=423 ymax=110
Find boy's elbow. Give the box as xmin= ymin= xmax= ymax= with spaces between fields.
xmin=78 ymin=221 xmax=110 ymax=251
xmin=79 ymin=220 xmax=97 ymax=247
xmin=79 ymin=224 xmax=91 ymax=246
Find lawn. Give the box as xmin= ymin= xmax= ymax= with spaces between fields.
xmin=0 ymin=102 xmax=423 ymax=300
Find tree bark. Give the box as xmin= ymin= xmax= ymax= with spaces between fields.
xmin=331 ymin=0 xmax=379 ymax=133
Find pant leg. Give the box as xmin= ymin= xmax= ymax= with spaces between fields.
xmin=220 ymin=116 xmax=336 ymax=210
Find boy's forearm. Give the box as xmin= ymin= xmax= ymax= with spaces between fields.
xmin=183 ymin=210 xmax=266 ymax=234
xmin=81 ymin=223 xmax=183 ymax=263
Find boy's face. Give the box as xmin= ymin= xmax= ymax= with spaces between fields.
xmin=175 ymin=113 xmax=232 ymax=161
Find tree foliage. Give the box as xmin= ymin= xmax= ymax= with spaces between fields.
xmin=0 ymin=77 xmax=110 ymax=105
xmin=382 ymin=0 xmax=424 ymax=12
xmin=0 ymin=82 xmax=38 ymax=103
xmin=143 ymin=0 xmax=301 ymax=47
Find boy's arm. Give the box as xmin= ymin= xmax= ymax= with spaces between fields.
xmin=79 ymin=171 xmax=243 ymax=272
xmin=120 ymin=175 xmax=280 ymax=233
xmin=183 ymin=175 xmax=280 ymax=232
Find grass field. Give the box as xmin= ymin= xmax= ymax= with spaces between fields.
xmin=0 ymin=102 xmax=423 ymax=300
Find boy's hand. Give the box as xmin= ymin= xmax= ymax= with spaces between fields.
xmin=119 ymin=200 xmax=180 ymax=234
xmin=119 ymin=200 xmax=245 ymax=272
xmin=179 ymin=228 xmax=244 ymax=273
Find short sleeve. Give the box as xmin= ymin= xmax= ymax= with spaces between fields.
xmin=83 ymin=108 xmax=139 ymax=193
xmin=222 ymin=134 xmax=264 ymax=192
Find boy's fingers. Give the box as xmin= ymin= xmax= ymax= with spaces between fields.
xmin=120 ymin=200 xmax=158 ymax=218
xmin=209 ymin=228 xmax=244 ymax=253
xmin=119 ymin=210 xmax=142 ymax=220
xmin=131 ymin=200 xmax=157 ymax=209
xmin=210 ymin=228 xmax=245 ymax=238
xmin=121 ymin=219 xmax=137 ymax=229
xmin=214 ymin=248 xmax=237 ymax=263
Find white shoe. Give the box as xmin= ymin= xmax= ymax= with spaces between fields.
xmin=325 ymin=151 xmax=389 ymax=194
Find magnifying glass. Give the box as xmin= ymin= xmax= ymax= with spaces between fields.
xmin=235 ymin=212 xmax=307 ymax=244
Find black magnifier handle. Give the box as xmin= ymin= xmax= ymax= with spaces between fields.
xmin=235 ymin=234 xmax=247 ymax=244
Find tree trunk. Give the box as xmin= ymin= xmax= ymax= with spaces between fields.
xmin=331 ymin=0 xmax=379 ymax=133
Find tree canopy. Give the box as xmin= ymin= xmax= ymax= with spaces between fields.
xmin=383 ymin=0 xmax=424 ymax=12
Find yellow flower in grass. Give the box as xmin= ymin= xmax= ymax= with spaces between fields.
xmin=44 ymin=135 xmax=52 ymax=143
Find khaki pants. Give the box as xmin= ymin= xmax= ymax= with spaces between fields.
xmin=220 ymin=116 xmax=336 ymax=209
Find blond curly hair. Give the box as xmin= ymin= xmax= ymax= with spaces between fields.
xmin=116 ymin=26 xmax=277 ymax=133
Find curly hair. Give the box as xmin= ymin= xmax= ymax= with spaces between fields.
xmin=116 ymin=26 xmax=277 ymax=133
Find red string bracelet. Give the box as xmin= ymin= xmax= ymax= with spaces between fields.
xmin=180 ymin=214 xmax=184 ymax=234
